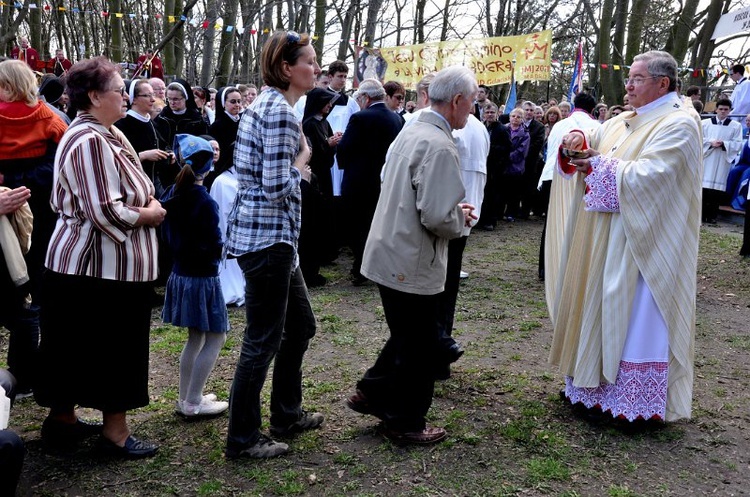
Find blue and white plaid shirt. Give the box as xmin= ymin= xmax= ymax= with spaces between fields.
xmin=225 ymin=88 xmax=302 ymax=265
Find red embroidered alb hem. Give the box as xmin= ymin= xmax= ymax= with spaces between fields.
xmin=565 ymin=360 xmax=668 ymax=422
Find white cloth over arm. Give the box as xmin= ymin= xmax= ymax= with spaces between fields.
xmin=209 ymin=169 xmax=245 ymax=306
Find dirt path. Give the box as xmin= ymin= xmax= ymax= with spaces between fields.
xmin=6 ymin=217 xmax=750 ymax=496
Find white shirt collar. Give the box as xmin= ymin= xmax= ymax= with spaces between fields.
xmin=634 ymin=92 xmax=682 ymax=115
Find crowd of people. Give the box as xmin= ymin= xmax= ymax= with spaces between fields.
xmin=1 ymin=29 xmax=749 ymax=494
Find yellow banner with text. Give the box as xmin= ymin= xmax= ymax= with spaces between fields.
xmin=356 ymin=31 xmax=552 ymax=90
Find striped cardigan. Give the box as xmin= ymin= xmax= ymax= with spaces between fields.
xmin=45 ymin=114 xmax=158 ymax=282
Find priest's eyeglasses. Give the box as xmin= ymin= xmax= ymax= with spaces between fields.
xmin=624 ymin=76 xmax=662 ymax=86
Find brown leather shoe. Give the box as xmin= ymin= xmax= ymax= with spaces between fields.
xmin=346 ymin=390 xmax=385 ymax=420
xmin=379 ymin=425 xmax=447 ymax=445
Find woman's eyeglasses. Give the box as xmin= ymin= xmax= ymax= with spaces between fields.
xmin=227 ymin=99 xmax=243 ymax=104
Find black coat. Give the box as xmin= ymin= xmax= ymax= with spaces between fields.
xmin=154 ymin=79 xmax=209 ymax=187
xmin=206 ymin=87 xmax=241 ymax=190
xmin=486 ymin=121 xmax=512 ymax=178
xmin=524 ymin=119 xmax=545 ymax=177
xmin=302 ymin=88 xmax=339 ymax=198
xmin=115 ymin=114 xmax=169 ymax=189
xmin=336 ymin=102 xmax=403 ymax=199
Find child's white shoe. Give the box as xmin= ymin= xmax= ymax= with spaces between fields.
xmin=177 ymin=396 xmax=228 ymax=418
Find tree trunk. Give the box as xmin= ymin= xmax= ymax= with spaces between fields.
xmin=201 ymin=0 xmax=218 ymax=85
xmin=612 ymin=0 xmax=627 ymax=65
xmin=414 ymin=0 xmax=426 ymax=43
xmin=237 ymin=0 xmax=262 ymax=84
xmin=493 ymin=0 xmax=507 ymax=36
xmin=364 ymin=0 xmax=383 ymax=47
xmin=338 ymin=0 xmax=356 ymax=61
xmin=173 ymin=0 xmax=185 ymax=77
xmin=625 ymin=0 xmax=648 ymax=64
xmin=440 ymin=0 xmax=454 ymax=41
xmin=690 ymin=0 xmax=728 ymax=91
xmin=28 ymin=7 xmax=41 ymax=55
xmin=163 ymin=0 xmax=175 ymax=75
xmin=313 ymin=0 xmax=326 ymax=63
xmin=1 ymin=1 xmax=31 ymax=55
xmin=109 ymin=0 xmax=123 ymax=63
xmin=217 ymin=0 xmax=239 ymax=86
xmin=663 ymin=0 xmax=700 ymax=63
xmin=597 ymin=0 xmax=616 ymax=104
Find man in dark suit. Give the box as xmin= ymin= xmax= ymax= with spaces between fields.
xmin=337 ymin=79 xmax=404 ymax=285
xmin=519 ymin=100 xmax=546 ymax=218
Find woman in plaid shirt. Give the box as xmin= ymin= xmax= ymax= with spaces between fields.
xmin=225 ymin=31 xmax=324 ymax=459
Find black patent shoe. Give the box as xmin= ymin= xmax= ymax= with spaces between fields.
xmin=97 ymin=435 xmax=159 ymax=459
xmin=42 ymin=417 xmax=104 ymax=452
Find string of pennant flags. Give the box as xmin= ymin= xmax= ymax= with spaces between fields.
xmin=552 ymin=60 xmax=742 ymax=79
xmin=3 ymin=1 xmax=744 ymax=77
xmin=1 ymin=1 xmax=285 ymax=35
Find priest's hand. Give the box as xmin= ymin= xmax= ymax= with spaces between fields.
xmin=562 ymin=132 xmax=586 ymax=150
xmin=569 ymin=148 xmax=601 ymax=174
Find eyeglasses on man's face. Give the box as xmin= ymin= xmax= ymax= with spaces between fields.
xmin=110 ymin=86 xmax=126 ymax=96
xmin=136 ymin=93 xmax=155 ymax=99
xmin=624 ymin=76 xmax=663 ymax=87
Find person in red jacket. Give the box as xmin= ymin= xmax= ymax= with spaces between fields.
xmin=0 ymin=59 xmax=67 ymax=397
xmin=135 ymin=49 xmax=164 ymax=79
xmin=10 ymin=37 xmax=39 ymax=70
xmin=50 ymin=49 xmax=72 ymax=76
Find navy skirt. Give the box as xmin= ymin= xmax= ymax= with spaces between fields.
xmin=162 ymin=273 xmax=229 ymax=333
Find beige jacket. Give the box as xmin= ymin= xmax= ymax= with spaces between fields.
xmin=361 ymin=110 xmax=465 ymax=295
xmin=0 ymin=186 xmax=33 ymax=287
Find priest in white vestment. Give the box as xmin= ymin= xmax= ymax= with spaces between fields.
xmin=539 ymin=92 xmax=600 ymax=305
xmin=730 ymin=64 xmax=750 ymax=122
xmin=701 ymin=98 xmax=743 ymax=223
xmin=548 ymin=51 xmax=702 ymax=423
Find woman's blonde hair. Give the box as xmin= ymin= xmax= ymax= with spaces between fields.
xmin=0 ymin=60 xmax=38 ymax=105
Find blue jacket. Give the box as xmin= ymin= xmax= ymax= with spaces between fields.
xmin=160 ymin=183 xmax=223 ymax=277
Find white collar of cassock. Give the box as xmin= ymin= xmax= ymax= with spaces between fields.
xmin=126 ymin=109 xmax=151 ymax=122
xmin=634 ymin=92 xmax=682 ymax=116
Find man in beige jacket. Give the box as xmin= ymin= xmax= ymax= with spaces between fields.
xmin=346 ymin=66 xmax=477 ymax=444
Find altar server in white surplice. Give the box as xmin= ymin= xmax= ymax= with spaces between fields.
xmin=209 ymin=168 xmax=245 ymax=306
xmin=701 ymin=98 xmax=743 ymax=223
xmin=548 ymin=51 xmax=702 ymax=423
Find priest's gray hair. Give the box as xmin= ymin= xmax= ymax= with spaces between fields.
xmin=634 ymin=50 xmax=678 ymax=92
xmin=356 ymin=79 xmax=386 ymax=101
xmin=429 ymin=66 xmax=478 ymax=104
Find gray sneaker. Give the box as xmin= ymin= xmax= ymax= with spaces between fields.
xmin=226 ymin=435 xmax=289 ymax=459
xmin=270 ymin=411 xmax=324 ymax=437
